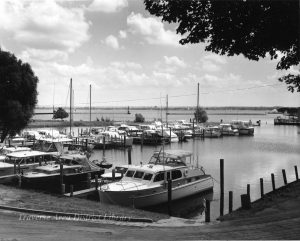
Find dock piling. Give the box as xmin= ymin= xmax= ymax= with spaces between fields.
xmin=247 ymin=184 xmax=251 ymax=201
xmin=295 ymin=166 xmax=299 ymax=181
xmin=112 ymin=169 xmax=115 ymax=182
xmin=241 ymin=194 xmax=251 ymax=209
xmin=282 ymin=169 xmax=288 ymax=185
xmin=128 ymin=148 xmax=132 ymax=165
xmin=271 ymin=173 xmax=275 ymax=191
xmin=205 ymin=199 xmax=210 ymax=222
xmin=95 ymin=175 xmax=99 ymax=190
xmin=70 ymin=185 xmax=74 ymax=197
xmin=167 ymin=179 xmax=172 ymax=216
xmin=220 ymin=159 xmax=224 ymax=216
xmin=86 ymin=173 xmax=91 ymax=189
xmin=18 ymin=175 xmax=22 ymax=188
xmin=61 ymin=184 xmax=65 ymax=195
xmin=14 ymin=162 xmax=16 ymax=175
xmin=229 ymin=191 xmax=233 ymax=213
xmin=103 ymin=136 xmax=106 ymax=156
xmin=260 ymin=178 xmax=264 ymax=198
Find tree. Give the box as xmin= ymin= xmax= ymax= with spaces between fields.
xmin=144 ymin=0 xmax=300 ymax=92
xmin=0 ymin=49 xmax=38 ymax=142
xmin=53 ymin=107 xmax=69 ymax=120
xmin=194 ymin=107 xmax=208 ymax=123
xmin=134 ymin=113 xmax=145 ymax=123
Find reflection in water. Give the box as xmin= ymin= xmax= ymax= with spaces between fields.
xmin=142 ymin=191 xmax=214 ymax=219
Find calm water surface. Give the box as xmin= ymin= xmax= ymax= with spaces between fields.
xmin=87 ymin=123 xmax=300 ymax=220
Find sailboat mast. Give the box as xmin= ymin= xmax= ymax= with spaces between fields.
xmin=89 ymin=84 xmax=91 ymax=133
xmin=196 ymin=82 xmax=199 ymax=123
xmin=70 ymin=78 xmax=72 ymax=134
xmin=166 ymin=94 xmax=168 ymax=128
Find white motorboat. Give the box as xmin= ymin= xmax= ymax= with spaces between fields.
xmin=219 ymin=124 xmax=239 ymax=136
xmin=231 ymin=120 xmax=254 ymax=136
xmin=204 ymin=126 xmax=222 ymax=138
xmin=98 ymin=149 xmax=213 ymax=208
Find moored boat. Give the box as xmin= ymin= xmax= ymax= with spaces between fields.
xmin=231 ymin=120 xmax=254 ymax=136
xmin=98 ymin=149 xmax=213 ymax=208
xmin=204 ymin=126 xmax=222 ymax=138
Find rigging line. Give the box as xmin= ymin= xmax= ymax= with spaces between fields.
xmin=77 ymin=83 xmax=283 ymax=105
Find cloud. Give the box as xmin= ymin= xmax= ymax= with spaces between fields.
xmin=104 ymin=35 xmax=119 ymax=50
xmin=88 ymin=0 xmax=128 ymax=13
xmin=127 ymin=13 xmax=181 ymax=47
xmin=0 ymin=1 xmax=90 ymax=53
xmin=201 ymin=54 xmax=227 ymax=72
xmin=19 ymin=48 xmax=68 ymax=62
xmin=110 ymin=61 xmax=142 ymax=69
xmin=119 ymin=30 xmax=127 ymax=39
xmin=164 ymin=56 xmax=186 ymax=68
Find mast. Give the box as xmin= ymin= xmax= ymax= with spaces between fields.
xmin=89 ymin=84 xmax=91 ymax=133
xmin=69 ymin=78 xmax=72 ymax=135
xmin=196 ymin=82 xmax=199 ymax=123
xmin=166 ymin=94 xmax=168 ymax=128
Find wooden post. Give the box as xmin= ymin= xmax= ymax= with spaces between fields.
xmin=247 ymin=184 xmax=250 ymax=200
xmin=14 ymin=162 xmax=16 ymax=175
xmin=103 ymin=136 xmax=106 ymax=156
xmin=271 ymin=173 xmax=276 ymax=191
xmin=260 ymin=178 xmax=264 ymax=198
xmin=70 ymin=185 xmax=74 ymax=197
xmin=168 ymin=179 xmax=172 ymax=216
xmin=124 ymin=135 xmax=126 ymax=147
xmin=229 ymin=191 xmax=233 ymax=213
xmin=112 ymin=169 xmax=115 ymax=182
xmin=192 ymin=119 xmax=195 ymax=137
xmin=61 ymin=184 xmax=65 ymax=195
xmin=241 ymin=194 xmax=251 ymax=209
xmin=169 ymin=128 xmax=172 ymax=143
xmin=85 ymin=139 xmax=88 ymax=150
xmin=282 ymin=169 xmax=287 ymax=185
xmin=295 ymin=166 xmax=299 ymax=180
xmin=39 ymin=158 xmax=41 ymax=166
xmin=95 ymin=175 xmax=99 ymax=190
xmin=18 ymin=163 xmax=21 ymax=174
xmin=87 ymin=173 xmax=91 ymax=188
xmin=141 ymin=132 xmax=144 ymax=147
xmin=220 ymin=159 xmax=224 ymax=216
xmin=128 ymin=148 xmax=132 ymax=165
xmin=205 ymin=199 xmax=210 ymax=222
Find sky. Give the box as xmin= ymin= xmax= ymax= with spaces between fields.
xmin=0 ymin=0 xmax=299 ymax=108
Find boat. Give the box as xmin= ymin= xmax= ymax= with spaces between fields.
xmin=231 ymin=120 xmax=254 ymax=136
xmin=204 ymin=126 xmax=222 ymax=138
xmin=98 ymin=149 xmax=214 ymax=208
xmin=1 ymin=150 xmax=56 ymax=177
xmin=21 ymin=153 xmax=104 ymax=190
xmin=0 ymin=146 xmax=32 ymax=162
xmin=92 ymin=157 xmax=113 ymax=169
xmin=219 ymin=124 xmax=239 ymax=136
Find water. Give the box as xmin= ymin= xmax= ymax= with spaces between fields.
xmin=30 ymin=108 xmax=300 ymax=220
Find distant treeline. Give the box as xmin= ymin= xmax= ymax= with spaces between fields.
xmin=36 ymin=106 xmax=283 ymax=111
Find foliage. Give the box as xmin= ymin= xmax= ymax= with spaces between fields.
xmin=194 ymin=107 xmax=208 ymax=123
xmin=134 ymin=113 xmax=145 ymax=123
xmin=144 ymin=0 xmax=300 ymax=92
xmin=0 ymin=49 xmax=38 ymax=142
xmin=277 ymin=107 xmax=300 ymax=116
xmin=53 ymin=107 xmax=69 ymax=120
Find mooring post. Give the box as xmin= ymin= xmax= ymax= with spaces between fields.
xmin=168 ymin=179 xmax=172 ymax=216
xmin=229 ymin=191 xmax=233 ymax=213
xmin=14 ymin=162 xmax=16 ymax=175
xmin=295 ymin=166 xmax=299 ymax=181
xmin=220 ymin=158 xmax=224 ymax=216
xmin=124 ymin=136 xmax=126 ymax=148
xmin=282 ymin=169 xmax=288 ymax=185
xmin=169 ymin=128 xmax=172 ymax=143
xmin=241 ymin=194 xmax=251 ymax=209
xmin=95 ymin=175 xmax=99 ymax=190
xmin=260 ymin=178 xmax=264 ymax=198
xmin=103 ymin=136 xmax=106 ymax=156
xmin=247 ymin=184 xmax=250 ymax=201
xmin=192 ymin=119 xmax=195 ymax=137
xmin=61 ymin=184 xmax=65 ymax=195
xmin=205 ymin=199 xmax=210 ymax=222
xmin=70 ymin=185 xmax=74 ymax=197
xmin=271 ymin=173 xmax=276 ymax=191
xmin=85 ymin=139 xmax=88 ymax=150
xmin=60 ymin=163 xmax=63 ymax=185
xmin=112 ymin=169 xmax=115 ymax=182
xmin=39 ymin=158 xmax=41 ymax=166
xmin=18 ymin=163 xmax=21 ymax=174
xmin=128 ymin=148 xmax=132 ymax=165
xmin=141 ymin=131 xmax=144 ymax=147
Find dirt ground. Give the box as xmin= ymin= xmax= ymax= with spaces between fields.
xmin=1 ymin=181 xmax=300 ymax=240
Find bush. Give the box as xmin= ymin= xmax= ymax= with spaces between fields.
xmin=134 ymin=113 xmax=145 ymax=123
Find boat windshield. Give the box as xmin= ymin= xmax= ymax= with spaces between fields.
xmin=125 ymin=170 xmax=135 ymax=177
xmin=143 ymin=173 xmax=153 ymax=181
xmin=133 ymin=171 xmax=144 ymax=179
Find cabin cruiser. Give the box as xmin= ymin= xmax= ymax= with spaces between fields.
xmin=204 ymin=126 xmax=222 ymax=138
xmin=219 ymin=124 xmax=239 ymax=136
xmin=0 ymin=146 xmax=31 ymax=162
xmin=98 ymin=149 xmax=213 ymax=208
xmin=21 ymin=153 xmax=104 ymax=189
xmin=231 ymin=120 xmax=254 ymax=136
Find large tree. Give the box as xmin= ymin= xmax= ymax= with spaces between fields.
xmin=53 ymin=107 xmax=69 ymax=120
xmin=194 ymin=107 xmax=208 ymax=123
xmin=0 ymin=49 xmax=38 ymax=142
xmin=144 ymin=0 xmax=300 ymax=92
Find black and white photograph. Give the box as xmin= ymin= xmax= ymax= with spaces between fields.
xmin=0 ymin=0 xmax=299 ymax=240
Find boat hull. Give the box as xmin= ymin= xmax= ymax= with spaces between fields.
xmin=98 ymin=176 xmax=213 ymax=208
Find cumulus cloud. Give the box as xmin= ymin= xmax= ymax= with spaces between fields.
xmin=127 ymin=12 xmax=181 ymax=47
xmin=119 ymin=30 xmax=127 ymax=39
xmin=201 ymin=54 xmax=227 ymax=72
xmin=0 ymin=1 xmax=90 ymax=53
xmin=110 ymin=61 xmax=142 ymax=69
xmin=105 ymin=35 xmax=119 ymax=50
xmin=164 ymin=56 xmax=186 ymax=68
xmin=88 ymin=0 xmax=128 ymax=13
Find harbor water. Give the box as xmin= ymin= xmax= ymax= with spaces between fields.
xmin=30 ymin=108 xmax=300 ymax=220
